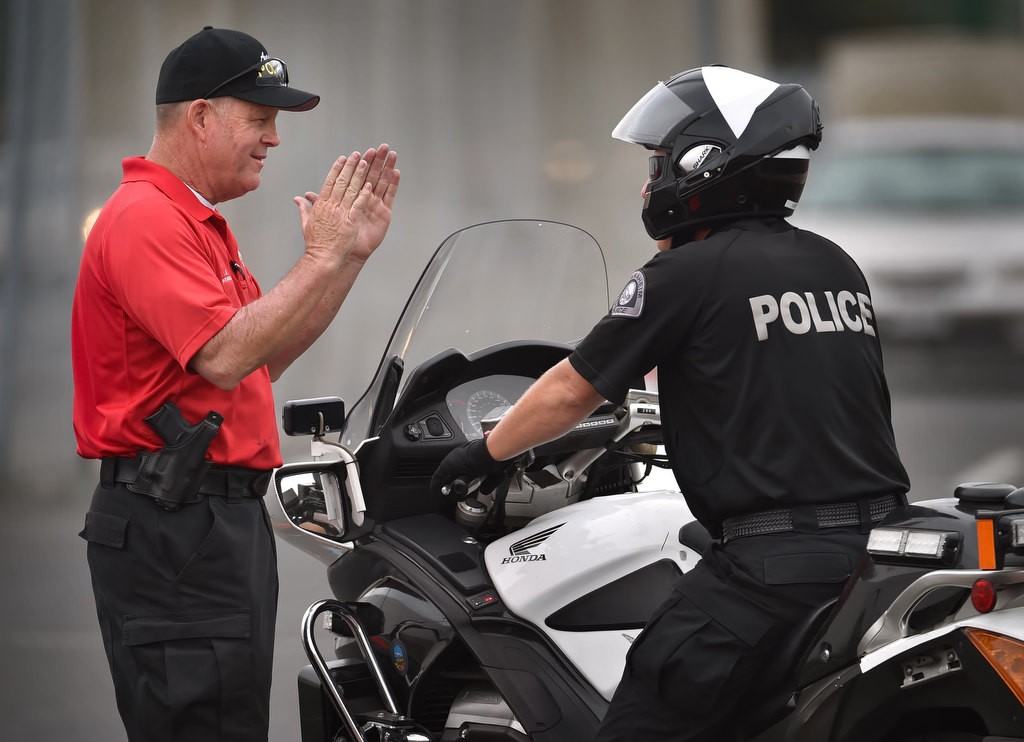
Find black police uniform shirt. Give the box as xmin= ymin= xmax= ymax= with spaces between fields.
xmin=568 ymin=217 xmax=910 ymax=534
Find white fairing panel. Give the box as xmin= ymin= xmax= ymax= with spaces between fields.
xmin=484 ymin=491 xmax=699 ymax=699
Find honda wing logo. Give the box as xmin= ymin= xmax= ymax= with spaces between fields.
xmin=502 ymin=523 xmax=565 ymax=564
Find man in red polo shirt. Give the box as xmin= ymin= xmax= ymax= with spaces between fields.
xmin=71 ymin=27 xmax=400 ymax=742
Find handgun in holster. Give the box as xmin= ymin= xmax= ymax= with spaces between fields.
xmin=128 ymin=401 xmax=223 ymax=511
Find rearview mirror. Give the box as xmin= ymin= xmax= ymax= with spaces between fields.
xmin=282 ymin=396 xmax=345 ymax=437
xmin=275 ymin=461 xmax=351 ymax=541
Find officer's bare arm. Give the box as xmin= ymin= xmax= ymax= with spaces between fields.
xmin=485 ymin=358 xmax=606 ymax=461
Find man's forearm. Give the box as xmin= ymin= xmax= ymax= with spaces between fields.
xmin=265 ymin=256 xmax=365 ymax=380
xmin=190 ymin=251 xmax=341 ymax=389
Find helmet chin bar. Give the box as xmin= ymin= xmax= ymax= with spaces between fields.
xmin=642 ymin=154 xmax=810 ymax=241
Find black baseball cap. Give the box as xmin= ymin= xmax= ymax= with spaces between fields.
xmin=155 ymin=26 xmax=319 ymax=112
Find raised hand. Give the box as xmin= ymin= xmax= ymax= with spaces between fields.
xmin=294 ymin=144 xmax=400 ymax=268
xmin=354 ymin=144 xmax=400 ymax=261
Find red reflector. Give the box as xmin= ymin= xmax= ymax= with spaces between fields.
xmin=972 ymin=578 xmax=997 ymax=613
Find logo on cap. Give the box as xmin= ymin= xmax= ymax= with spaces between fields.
xmin=256 ymin=59 xmax=287 ymax=87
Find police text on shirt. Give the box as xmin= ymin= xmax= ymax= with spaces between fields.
xmin=749 ymin=291 xmax=875 ymax=342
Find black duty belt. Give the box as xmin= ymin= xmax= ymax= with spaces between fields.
xmin=720 ymin=493 xmax=906 ymax=543
xmin=100 ymin=456 xmax=272 ymax=502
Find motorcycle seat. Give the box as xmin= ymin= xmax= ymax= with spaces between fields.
xmin=678 ymin=520 xmax=713 ymax=554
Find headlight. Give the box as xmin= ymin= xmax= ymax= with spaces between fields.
xmin=867 ymin=527 xmax=961 ymax=565
xmin=905 ymin=530 xmax=949 ymax=557
xmin=867 ymin=528 xmax=906 ymax=554
xmin=1011 ymin=519 xmax=1024 ymax=547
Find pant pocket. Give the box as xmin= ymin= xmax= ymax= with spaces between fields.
xmin=123 ymin=610 xmax=250 ymax=645
xmin=156 ymin=501 xmax=217 ymax=581
xmin=626 ymin=591 xmax=711 ymax=690
xmin=123 ymin=610 xmax=267 ymax=742
xmin=80 ymin=510 xmax=129 ymax=548
xmin=763 ymin=552 xmax=852 ymax=585
xmin=632 ymin=562 xmax=774 ymax=711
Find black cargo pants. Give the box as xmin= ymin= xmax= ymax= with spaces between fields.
xmin=80 ymin=480 xmax=278 ymax=742
xmin=594 ymin=528 xmax=869 ymax=742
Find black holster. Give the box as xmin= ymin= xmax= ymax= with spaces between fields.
xmin=128 ymin=402 xmax=223 ymax=510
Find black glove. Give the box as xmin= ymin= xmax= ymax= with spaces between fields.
xmin=430 ymin=438 xmax=504 ymax=498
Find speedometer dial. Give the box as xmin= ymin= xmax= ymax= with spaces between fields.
xmin=465 ymin=390 xmax=510 ymax=436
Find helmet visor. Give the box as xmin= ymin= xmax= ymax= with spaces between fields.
xmin=612 ymin=81 xmax=696 ymax=148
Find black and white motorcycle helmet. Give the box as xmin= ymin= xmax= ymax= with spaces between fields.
xmin=613 ymin=65 xmax=823 ymax=240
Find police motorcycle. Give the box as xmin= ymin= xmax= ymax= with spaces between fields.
xmin=269 ymin=219 xmax=1024 ymax=742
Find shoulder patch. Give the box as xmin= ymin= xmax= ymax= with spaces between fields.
xmin=611 ymin=270 xmax=646 ymax=319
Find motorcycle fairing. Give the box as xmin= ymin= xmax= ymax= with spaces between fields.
xmin=485 ymin=490 xmax=699 ymax=698
xmin=353 ymin=341 xmax=576 ymax=525
xmin=330 ymin=537 xmax=609 ymax=740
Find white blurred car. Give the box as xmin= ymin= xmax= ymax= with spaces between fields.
xmin=791 ymin=116 xmax=1024 ymax=345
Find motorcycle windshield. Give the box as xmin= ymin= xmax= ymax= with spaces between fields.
xmin=343 ymin=219 xmax=610 ymax=447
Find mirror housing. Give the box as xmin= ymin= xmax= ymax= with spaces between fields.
xmin=282 ymin=396 xmax=345 ymax=437
xmin=275 ymin=460 xmax=359 ymax=543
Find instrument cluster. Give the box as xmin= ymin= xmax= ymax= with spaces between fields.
xmin=445 ymin=374 xmax=535 ymax=440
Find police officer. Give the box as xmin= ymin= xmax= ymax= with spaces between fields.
xmin=71 ymin=27 xmax=399 ymax=742
xmin=431 ymin=65 xmax=909 ymax=740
